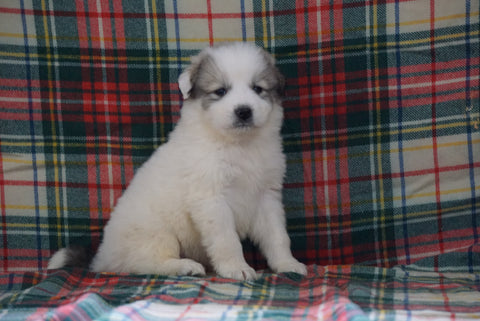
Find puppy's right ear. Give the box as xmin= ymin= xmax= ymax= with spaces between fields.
xmin=178 ymin=50 xmax=209 ymax=100
xmin=178 ymin=68 xmax=193 ymax=100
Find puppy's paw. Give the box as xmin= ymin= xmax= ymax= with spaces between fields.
xmin=273 ymin=260 xmax=307 ymax=276
xmin=175 ymin=259 xmax=206 ymax=276
xmin=216 ymin=262 xmax=257 ymax=281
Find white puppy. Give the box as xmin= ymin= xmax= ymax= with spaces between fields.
xmin=49 ymin=42 xmax=307 ymax=280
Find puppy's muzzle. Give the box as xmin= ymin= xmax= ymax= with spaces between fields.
xmin=234 ymin=105 xmax=253 ymax=126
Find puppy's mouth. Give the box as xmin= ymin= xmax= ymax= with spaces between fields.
xmin=233 ymin=119 xmax=254 ymax=128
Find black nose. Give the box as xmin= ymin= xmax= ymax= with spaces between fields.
xmin=234 ymin=106 xmax=252 ymax=122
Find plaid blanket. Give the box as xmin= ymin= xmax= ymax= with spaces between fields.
xmin=0 ymin=0 xmax=479 ymax=319
xmin=1 ymin=266 xmax=479 ymax=321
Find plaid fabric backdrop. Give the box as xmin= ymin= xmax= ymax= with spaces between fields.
xmin=0 ymin=0 xmax=479 ymax=273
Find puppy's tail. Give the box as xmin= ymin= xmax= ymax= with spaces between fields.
xmin=48 ymin=245 xmax=94 ymax=269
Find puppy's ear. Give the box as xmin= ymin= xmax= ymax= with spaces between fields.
xmin=275 ymin=69 xmax=286 ymax=97
xmin=178 ymin=69 xmax=193 ymax=99
xmin=261 ymin=48 xmax=286 ymax=97
xmin=178 ymin=50 xmax=209 ymax=100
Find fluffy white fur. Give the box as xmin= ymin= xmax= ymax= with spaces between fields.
xmin=49 ymin=42 xmax=306 ymax=281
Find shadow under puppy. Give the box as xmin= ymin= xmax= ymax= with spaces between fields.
xmin=49 ymin=42 xmax=307 ymax=281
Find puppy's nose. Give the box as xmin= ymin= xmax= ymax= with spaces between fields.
xmin=234 ymin=106 xmax=253 ymax=122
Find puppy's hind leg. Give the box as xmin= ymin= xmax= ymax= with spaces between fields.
xmin=92 ymin=227 xmax=206 ymax=276
xmin=131 ymin=231 xmax=207 ymax=276
xmin=155 ymin=258 xmax=206 ymax=276
xmin=151 ymin=231 xmax=206 ymax=276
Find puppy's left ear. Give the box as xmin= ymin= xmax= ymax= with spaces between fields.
xmin=275 ymin=69 xmax=286 ymax=97
xmin=261 ymin=48 xmax=286 ymax=97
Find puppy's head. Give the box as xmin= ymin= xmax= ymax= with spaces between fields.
xmin=178 ymin=42 xmax=285 ymax=137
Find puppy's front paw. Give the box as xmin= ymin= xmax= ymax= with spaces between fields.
xmin=273 ymin=259 xmax=307 ymax=276
xmin=216 ymin=262 xmax=257 ymax=281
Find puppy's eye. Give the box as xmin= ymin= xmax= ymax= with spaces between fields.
xmin=252 ymin=85 xmax=263 ymax=95
xmin=213 ymin=88 xmax=227 ymax=97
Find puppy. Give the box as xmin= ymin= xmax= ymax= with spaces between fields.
xmin=49 ymin=42 xmax=307 ymax=280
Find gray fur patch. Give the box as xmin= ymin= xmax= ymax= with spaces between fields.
xmin=189 ymin=55 xmax=229 ymax=106
xmin=254 ymin=58 xmax=285 ymax=99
